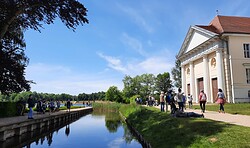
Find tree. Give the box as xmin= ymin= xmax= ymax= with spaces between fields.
xmin=171 ymin=58 xmax=181 ymax=88
xmin=140 ymin=74 xmax=155 ymax=98
xmin=155 ymin=72 xmax=172 ymax=93
xmin=0 ymin=0 xmax=89 ymax=95
xmin=106 ymin=86 xmax=123 ymax=103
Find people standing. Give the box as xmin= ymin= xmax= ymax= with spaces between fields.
xmin=199 ymin=90 xmax=207 ymax=113
xmin=176 ymin=88 xmax=184 ymax=112
xmin=216 ymin=88 xmax=225 ymax=113
xmin=27 ymin=94 xmax=35 ymax=119
xmin=187 ymin=94 xmax=193 ymax=109
xmin=66 ymin=99 xmax=71 ymax=112
xmin=160 ymin=91 xmax=165 ymax=112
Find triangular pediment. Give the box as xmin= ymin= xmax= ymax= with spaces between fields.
xmin=178 ymin=26 xmax=218 ymax=58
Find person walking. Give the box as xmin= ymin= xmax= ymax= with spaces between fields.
xmin=216 ymin=88 xmax=226 ymax=113
xmin=27 ymin=94 xmax=35 ymax=119
xmin=176 ymin=88 xmax=184 ymax=112
xmin=160 ymin=91 xmax=165 ymax=112
xmin=199 ymin=90 xmax=207 ymax=113
xmin=187 ymin=94 xmax=193 ymax=109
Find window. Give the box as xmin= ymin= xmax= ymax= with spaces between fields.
xmin=246 ymin=68 xmax=250 ymax=84
xmin=244 ymin=44 xmax=250 ymax=58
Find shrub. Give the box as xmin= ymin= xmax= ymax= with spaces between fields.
xmin=0 ymin=102 xmax=18 ymax=117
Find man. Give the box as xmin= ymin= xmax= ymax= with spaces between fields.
xmin=27 ymin=94 xmax=35 ymax=119
xmin=160 ymin=91 xmax=165 ymax=112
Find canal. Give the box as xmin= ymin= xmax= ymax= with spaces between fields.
xmin=1 ymin=110 xmax=142 ymax=148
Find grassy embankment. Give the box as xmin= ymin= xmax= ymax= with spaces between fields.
xmin=193 ymin=103 xmax=250 ymax=115
xmin=93 ymin=102 xmax=250 ymax=148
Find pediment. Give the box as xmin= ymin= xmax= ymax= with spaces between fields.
xmin=178 ymin=26 xmax=217 ymax=58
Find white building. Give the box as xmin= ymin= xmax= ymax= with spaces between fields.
xmin=177 ymin=15 xmax=250 ymax=103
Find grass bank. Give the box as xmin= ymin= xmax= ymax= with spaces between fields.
xmin=193 ymin=103 xmax=250 ymax=115
xmin=119 ymin=104 xmax=250 ymax=148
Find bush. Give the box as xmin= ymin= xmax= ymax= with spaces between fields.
xmin=130 ymin=95 xmax=141 ymax=104
xmin=0 ymin=102 xmax=18 ymax=117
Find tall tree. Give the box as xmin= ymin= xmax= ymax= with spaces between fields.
xmin=0 ymin=0 xmax=89 ymax=94
xmin=171 ymin=58 xmax=181 ymax=88
xmin=140 ymin=74 xmax=155 ymax=97
xmin=106 ymin=86 xmax=123 ymax=103
xmin=155 ymin=72 xmax=172 ymax=93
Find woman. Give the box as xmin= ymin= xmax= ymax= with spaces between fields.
xmin=199 ymin=90 xmax=207 ymax=113
xmin=216 ymin=88 xmax=225 ymax=113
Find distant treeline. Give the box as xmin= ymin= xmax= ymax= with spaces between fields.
xmin=0 ymin=91 xmax=106 ymax=102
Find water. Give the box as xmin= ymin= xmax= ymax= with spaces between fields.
xmin=2 ymin=111 xmax=142 ymax=148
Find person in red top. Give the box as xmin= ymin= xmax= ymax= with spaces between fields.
xmin=199 ymin=90 xmax=207 ymax=113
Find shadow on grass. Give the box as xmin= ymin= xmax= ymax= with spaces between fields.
xmin=126 ymin=107 xmax=229 ymax=148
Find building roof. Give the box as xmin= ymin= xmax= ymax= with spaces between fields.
xmin=197 ymin=15 xmax=250 ymax=34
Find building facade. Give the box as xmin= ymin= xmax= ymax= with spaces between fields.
xmin=177 ymin=15 xmax=250 ymax=103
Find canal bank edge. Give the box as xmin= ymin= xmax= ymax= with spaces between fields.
xmin=119 ymin=111 xmax=152 ymax=148
xmin=0 ymin=107 xmax=93 ymax=142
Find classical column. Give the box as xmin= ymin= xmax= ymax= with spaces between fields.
xmin=181 ymin=65 xmax=186 ymax=95
xmin=216 ymin=49 xmax=225 ymax=91
xmin=189 ymin=62 xmax=196 ymax=102
xmin=203 ymin=55 xmax=211 ymax=102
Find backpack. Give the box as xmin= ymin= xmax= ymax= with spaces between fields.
xmin=201 ymin=94 xmax=207 ymax=101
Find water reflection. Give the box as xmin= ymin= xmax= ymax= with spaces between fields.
xmin=0 ymin=110 xmax=141 ymax=148
xmin=65 ymin=124 xmax=70 ymax=137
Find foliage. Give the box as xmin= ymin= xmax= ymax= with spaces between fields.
xmin=122 ymin=75 xmax=140 ymax=98
xmin=0 ymin=0 xmax=88 ymax=95
xmin=0 ymin=102 xmax=17 ymax=117
xmin=171 ymin=58 xmax=181 ymax=88
xmin=155 ymin=72 xmax=172 ymax=93
xmin=0 ymin=91 xmax=105 ymax=102
xmin=122 ymin=73 xmax=172 ymax=100
xmin=120 ymin=105 xmax=250 ymax=148
xmin=129 ymin=95 xmax=141 ymax=104
xmin=78 ymin=91 xmax=105 ymax=101
xmin=92 ymin=102 xmax=121 ymax=112
xmin=105 ymin=86 xmax=124 ymax=103
xmin=193 ymin=103 xmax=250 ymax=115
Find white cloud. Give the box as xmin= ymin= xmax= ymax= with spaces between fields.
xmin=97 ymin=52 xmax=127 ymax=73
xmin=108 ymin=137 xmax=124 ymax=148
xmin=118 ymin=4 xmax=154 ymax=33
xmin=25 ymin=63 xmax=123 ymax=95
xmin=121 ymin=33 xmax=148 ymax=57
xmin=97 ymin=52 xmax=175 ymax=77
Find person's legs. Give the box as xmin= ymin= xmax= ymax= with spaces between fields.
xmin=160 ymin=102 xmax=165 ymax=112
xmin=220 ymin=103 xmax=224 ymax=112
xmin=202 ymin=102 xmax=206 ymax=113
xmin=200 ymin=102 xmax=203 ymax=112
xmin=28 ymin=107 xmax=33 ymax=119
xmin=181 ymin=102 xmax=184 ymax=112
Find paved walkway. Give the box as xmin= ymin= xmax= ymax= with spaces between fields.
xmin=154 ymin=105 xmax=250 ymax=127
xmin=0 ymin=107 xmax=91 ymax=127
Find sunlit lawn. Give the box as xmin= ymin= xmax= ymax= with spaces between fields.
xmin=119 ymin=104 xmax=250 ymax=148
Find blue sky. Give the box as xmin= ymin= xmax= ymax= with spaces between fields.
xmin=24 ymin=0 xmax=250 ymax=95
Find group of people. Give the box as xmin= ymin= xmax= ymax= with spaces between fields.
xmin=18 ymin=94 xmax=72 ymax=119
xmin=36 ymin=99 xmax=62 ymax=114
xmin=197 ymin=88 xmax=226 ymax=113
xmin=158 ymin=87 xmax=226 ymax=117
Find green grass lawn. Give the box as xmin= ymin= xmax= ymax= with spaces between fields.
xmin=119 ymin=104 xmax=250 ymax=148
xmin=193 ymin=103 xmax=250 ymax=115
